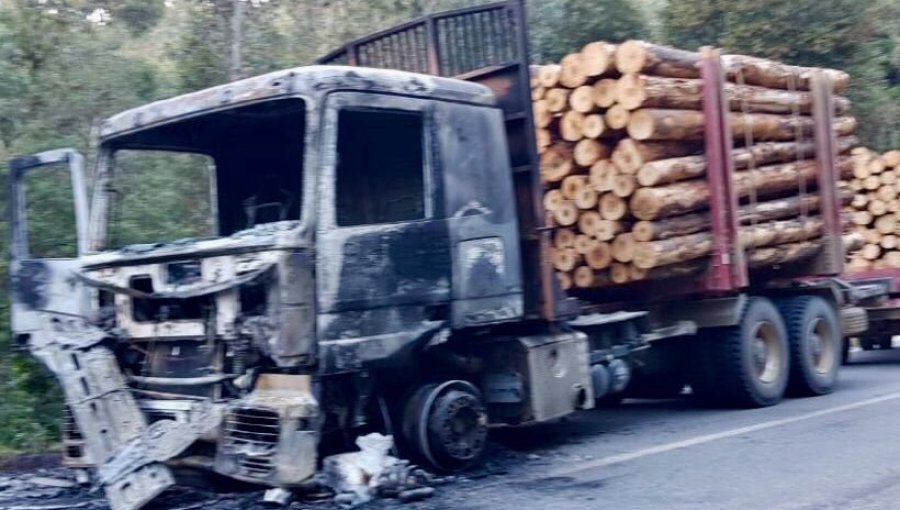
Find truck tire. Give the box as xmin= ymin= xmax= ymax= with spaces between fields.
xmin=778 ymin=296 xmax=841 ymax=396
xmin=402 ymin=381 xmax=488 ymax=472
xmin=690 ymin=297 xmax=789 ymax=408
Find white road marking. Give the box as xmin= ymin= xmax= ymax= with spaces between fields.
xmin=546 ymin=391 xmax=900 ymax=478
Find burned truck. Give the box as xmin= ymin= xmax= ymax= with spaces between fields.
xmin=7 ymin=1 xmax=865 ymax=509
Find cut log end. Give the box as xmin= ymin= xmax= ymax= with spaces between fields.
xmin=605 ymin=104 xmax=631 ymax=130
xmin=581 ymin=41 xmax=615 ymax=78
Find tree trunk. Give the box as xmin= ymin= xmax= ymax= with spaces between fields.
xmin=629 ymin=260 xmax=707 ymax=281
xmin=630 ymin=157 xmax=853 ymax=220
xmin=581 ymin=41 xmax=616 ymax=78
xmin=721 ymin=54 xmax=850 ymax=93
xmin=636 ymin=136 xmax=857 ymax=187
xmin=632 ymin=213 xmax=709 ymax=242
xmin=612 ymin=139 xmax=701 ymax=175
xmin=740 ymin=217 xmax=823 ymax=249
xmin=633 ymin=231 xmax=714 ymax=268
xmin=615 ymin=40 xmax=702 ymax=78
xmin=746 ymin=240 xmax=823 ymax=267
xmin=615 ymin=74 xmax=850 ymax=114
xmin=628 ymin=108 xmax=856 ymax=142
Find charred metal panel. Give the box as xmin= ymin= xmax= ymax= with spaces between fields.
xmin=434 ymin=101 xmax=523 ymax=327
xmin=272 ymin=250 xmax=316 ymax=366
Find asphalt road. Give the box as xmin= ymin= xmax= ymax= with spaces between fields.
xmin=5 ymin=347 xmax=900 ymax=510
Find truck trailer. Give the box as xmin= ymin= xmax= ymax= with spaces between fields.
xmin=6 ymin=2 xmax=870 ymax=510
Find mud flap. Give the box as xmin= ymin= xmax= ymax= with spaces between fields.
xmin=29 ymin=322 xmax=221 ymax=510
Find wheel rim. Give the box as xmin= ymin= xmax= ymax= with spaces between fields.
xmin=751 ymin=321 xmax=783 ymax=384
xmin=807 ymin=317 xmax=835 ymax=374
xmin=406 ymin=381 xmax=487 ymax=471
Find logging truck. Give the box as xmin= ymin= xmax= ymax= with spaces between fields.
xmin=5 ymin=1 xmax=881 ymax=510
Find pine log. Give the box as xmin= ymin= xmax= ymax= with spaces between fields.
xmin=545 ymin=88 xmax=570 ymax=113
xmin=612 ymin=233 xmax=636 ymax=263
xmin=886 ymin=251 xmax=900 ymax=268
xmin=612 ymin=174 xmax=638 ymax=198
xmin=869 ymin=199 xmax=888 ymax=217
xmin=595 ymin=219 xmax=626 ymax=241
xmin=574 ymin=266 xmax=612 ymax=288
xmin=605 ymin=104 xmax=631 ymax=130
xmin=589 ymin=160 xmax=617 ymax=192
xmin=615 ymin=40 xmax=702 ymax=78
xmin=860 ymin=243 xmax=881 ymax=261
xmin=574 ymin=138 xmax=610 ymax=167
xmin=721 ymin=54 xmax=850 ymax=93
xmin=615 ymin=74 xmax=850 ymax=114
xmin=533 ymin=99 xmax=553 ymax=128
xmin=875 ymin=215 xmax=896 ymax=235
xmin=575 ymin=234 xmax=598 ymax=255
xmin=880 ymin=234 xmax=897 ymax=250
xmin=610 ymin=263 xmax=631 ymax=284
xmin=582 ymin=114 xmax=606 ymax=139
xmin=636 ymin=136 xmax=857 ymax=187
xmin=581 ymin=42 xmax=616 ymax=78
xmin=561 ymin=175 xmax=589 ymax=200
xmin=739 ymin=194 xmax=831 ymax=224
xmin=746 ymin=240 xmax=823 ymax=268
xmin=585 ymin=242 xmax=613 ymax=269
xmin=552 ymin=248 xmax=582 ymax=271
xmin=538 ymin=64 xmax=562 ymax=88
xmin=560 ymin=53 xmax=588 ymax=88
xmin=560 ymin=111 xmax=585 ymax=142
xmin=883 ymin=150 xmax=900 ymax=168
xmin=574 ymin=186 xmax=599 ymax=210
xmin=852 ymin=211 xmax=873 ymax=226
xmin=554 ymin=228 xmax=576 ymax=249
xmin=600 ymin=193 xmax=628 ymax=221
xmin=540 ymin=144 xmax=575 ymax=183
xmin=612 ymin=139 xmax=701 ymax=175
xmin=864 ymin=176 xmax=881 ymax=191
xmin=881 ymin=171 xmax=897 ymax=186
xmin=543 ymin=189 xmax=564 ymax=211
xmin=633 ymin=232 xmax=714 ymax=269
xmin=531 ymin=86 xmax=545 ymax=102
xmin=629 ymin=260 xmax=707 ymax=281
xmin=740 ymin=217 xmax=823 ymax=249
xmin=593 ymin=79 xmax=619 ymax=108
xmin=569 ymin=85 xmax=596 ymax=113
xmin=632 ymin=213 xmax=709 ymax=242
xmin=535 ymin=128 xmax=551 ymax=152
xmin=852 ymin=161 xmax=871 ymax=179
xmin=578 ymin=211 xmax=603 ymax=236
xmin=630 ymin=157 xmax=853 ymax=220
xmin=554 ymin=200 xmax=579 ymax=226
xmin=628 ymin=108 xmax=856 ymax=142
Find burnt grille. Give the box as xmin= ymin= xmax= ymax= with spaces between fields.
xmin=222 ymin=407 xmax=281 ymax=479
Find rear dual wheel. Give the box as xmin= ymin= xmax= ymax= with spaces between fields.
xmin=779 ymin=296 xmax=841 ymax=396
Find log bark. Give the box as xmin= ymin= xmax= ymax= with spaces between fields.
xmin=615 ymin=74 xmax=851 ymax=114
xmin=740 ymin=217 xmax=823 ymax=249
xmin=612 ymin=139 xmax=701 ymax=175
xmin=746 ymin=240 xmax=823 ymax=268
xmin=721 ymin=54 xmax=850 ymax=93
xmin=630 ymin=157 xmax=853 ymax=220
xmin=581 ymin=42 xmax=616 ymax=78
xmin=633 ymin=231 xmax=714 ymax=269
xmin=628 ymin=108 xmax=856 ymax=142
xmin=635 ymin=137 xmax=857 ymax=187
xmin=615 ymin=40 xmax=702 ymax=78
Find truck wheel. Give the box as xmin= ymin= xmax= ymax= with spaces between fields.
xmin=402 ymin=381 xmax=488 ymax=472
xmin=691 ymin=297 xmax=789 ymax=408
xmin=779 ymin=296 xmax=841 ymax=396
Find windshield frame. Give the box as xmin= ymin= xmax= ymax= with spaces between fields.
xmin=87 ymin=95 xmax=317 ymax=254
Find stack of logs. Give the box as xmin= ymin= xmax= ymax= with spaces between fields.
xmin=844 ymin=148 xmax=900 ymax=270
xmin=533 ymin=40 xmax=858 ymax=291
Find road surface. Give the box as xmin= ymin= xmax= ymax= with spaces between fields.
xmin=3 ymin=347 xmax=900 ymax=510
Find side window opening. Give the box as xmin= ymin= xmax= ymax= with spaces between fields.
xmin=335 ymin=109 xmax=426 ymax=227
xmin=21 ymin=163 xmax=78 ymax=258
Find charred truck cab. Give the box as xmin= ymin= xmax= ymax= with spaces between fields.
xmin=8 ymin=4 xmax=641 ymax=509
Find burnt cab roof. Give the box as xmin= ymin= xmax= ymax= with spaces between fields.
xmin=99 ymin=65 xmax=496 ymax=141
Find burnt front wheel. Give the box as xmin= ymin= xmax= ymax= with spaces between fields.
xmin=402 ymin=381 xmax=488 ymax=472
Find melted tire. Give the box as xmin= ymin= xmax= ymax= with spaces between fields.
xmin=779 ymin=296 xmax=840 ymax=396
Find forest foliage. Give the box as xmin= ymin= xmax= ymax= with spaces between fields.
xmin=0 ymin=0 xmax=896 ymax=452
